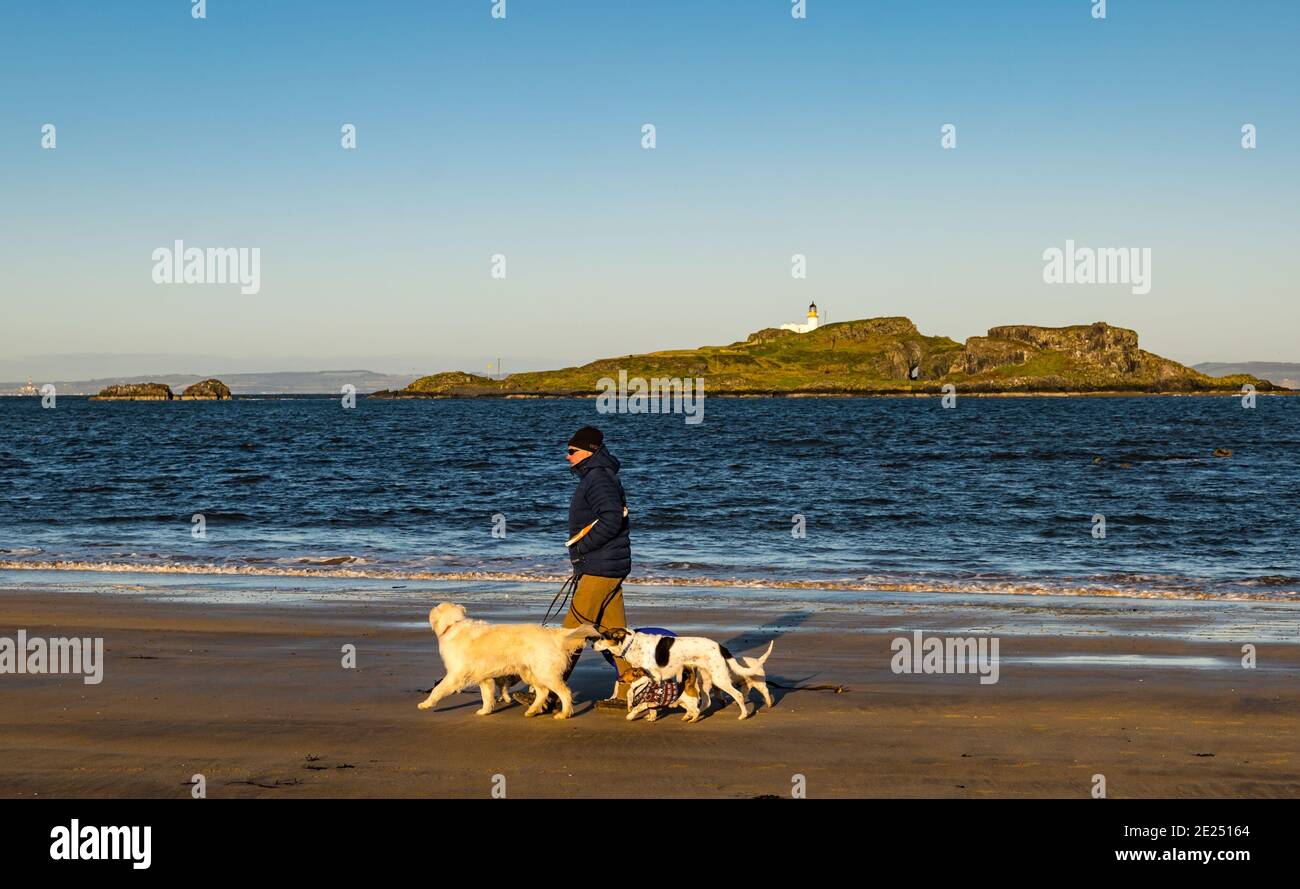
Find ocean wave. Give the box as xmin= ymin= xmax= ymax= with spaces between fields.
xmin=93 ymin=512 xmax=257 ymax=524
xmin=223 ymin=474 xmax=272 ymax=485
xmin=1 ymin=558 xmax=1296 ymax=603
xmin=1239 ymin=574 xmax=1300 ymax=587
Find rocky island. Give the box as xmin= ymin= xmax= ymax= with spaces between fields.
xmin=91 ymin=379 xmax=232 ymax=401
xmin=180 ymin=379 xmax=232 ymax=400
xmin=371 ymin=318 xmax=1283 ymax=398
xmin=90 ymin=382 xmax=175 ymax=401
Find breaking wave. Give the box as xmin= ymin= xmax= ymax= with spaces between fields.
xmin=2 ymin=557 xmax=1296 ymax=603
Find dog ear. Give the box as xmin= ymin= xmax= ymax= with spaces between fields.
xmin=429 ymin=602 xmax=465 ymax=635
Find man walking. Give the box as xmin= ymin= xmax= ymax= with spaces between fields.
xmin=517 ymin=425 xmax=632 ymax=711
xmin=563 ymin=426 xmax=632 ymax=707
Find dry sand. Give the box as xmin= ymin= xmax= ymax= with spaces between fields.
xmin=1 ymin=588 xmax=1297 ymax=798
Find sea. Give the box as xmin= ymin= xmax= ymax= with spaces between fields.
xmin=2 ymin=394 xmax=1297 ymax=607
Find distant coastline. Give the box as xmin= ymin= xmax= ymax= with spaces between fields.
xmin=8 ymin=322 xmax=1298 ymax=399
xmin=0 ymin=370 xmax=415 ymax=397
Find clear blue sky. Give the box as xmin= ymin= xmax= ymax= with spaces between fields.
xmin=2 ymin=0 xmax=1296 ymax=379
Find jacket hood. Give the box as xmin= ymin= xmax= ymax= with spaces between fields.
xmin=572 ymin=446 xmax=620 ymax=478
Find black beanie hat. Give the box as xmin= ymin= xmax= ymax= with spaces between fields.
xmin=568 ymin=426 xmax=604 ymax=451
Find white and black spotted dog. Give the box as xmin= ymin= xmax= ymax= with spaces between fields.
xmin=595 ymin=628 xmax=775 ymax=720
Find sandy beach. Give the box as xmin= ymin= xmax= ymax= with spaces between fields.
xmin=2 ymin=583 xmax=1297 ymax=799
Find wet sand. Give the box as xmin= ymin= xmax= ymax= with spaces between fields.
xmin=1 ymin=587 xmax=1298 ymax=798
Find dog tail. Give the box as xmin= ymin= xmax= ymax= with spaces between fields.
xmin=728 ymin=640 xmax=775 ymax=676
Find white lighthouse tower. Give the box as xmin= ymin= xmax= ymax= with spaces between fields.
xmin=781 ymin=301 xmax=820 ymax=334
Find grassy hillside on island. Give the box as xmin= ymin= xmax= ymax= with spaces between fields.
xmin=372 ymin=318 xmax=1283 ymax=398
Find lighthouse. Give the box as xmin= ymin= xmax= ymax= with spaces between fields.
xmin=780 ymin=301 xmax=820 ymax=334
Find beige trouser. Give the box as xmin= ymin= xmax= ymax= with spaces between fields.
xmin=563 ymin=574 xmax=630 ymax=675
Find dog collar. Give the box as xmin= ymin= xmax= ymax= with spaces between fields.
xmin=617 ymin=636 xmax=635 ymax=658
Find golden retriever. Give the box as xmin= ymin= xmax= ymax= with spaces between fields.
xmin=417 ymin=602 xmax=597 ymax=719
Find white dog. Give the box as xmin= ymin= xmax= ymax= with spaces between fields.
xmin=704 ymin=650 xmax=775 ymax=711
xmin=418 ymin=602 xmax=597 ymax=719
xmin=595 ymin=628 xmax=774 ymax=720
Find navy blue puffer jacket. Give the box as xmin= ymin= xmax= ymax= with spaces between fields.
xmin=567 ymin=447 xmax=631 ymax=578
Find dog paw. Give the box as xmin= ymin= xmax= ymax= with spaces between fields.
xmin=552 ymin=710 xmax=570 ymax=720
xmin=475 ymin=707 xmax=493 ymax=716
xmin=417 ymin=701 xmax=432 ymax=710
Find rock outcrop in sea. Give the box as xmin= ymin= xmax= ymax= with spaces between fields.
xmin=90 ymin=383 xmax=174 ymax=401
xmin=180 ymin=379 xmax=232 ymax=400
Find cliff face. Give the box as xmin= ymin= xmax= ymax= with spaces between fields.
xmin=965 ymin=323 xmax=1141 ymax=375
xmin=372 ymin=318 xmax=1281 ymax=398
xmin=948 ymin=322 xmax=1270 ymax=393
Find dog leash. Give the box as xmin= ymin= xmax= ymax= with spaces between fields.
xmin=766 ymin=681 xmax=849 ymax=693
xmin=543 ymin=573 xmax=626 ymax=632
xmin=554 ymin=504 xmax=629 ymax=629
xmin=569 ymin=577 xmax=625 ymax=630
xmin=541 ymin=573 xmax=579 ymax=627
